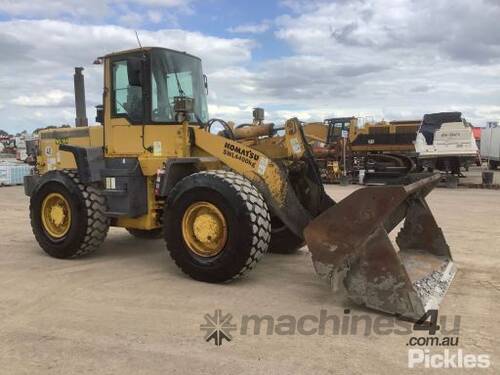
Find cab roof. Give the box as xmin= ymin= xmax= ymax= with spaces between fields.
xmin=103 ymin=47 xmax=201 ymax=61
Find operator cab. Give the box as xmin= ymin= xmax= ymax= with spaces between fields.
xmin=324 ymin=117 xmax=354 ymax=143
xmin=101 ymin=47 xmax=209 ymax=126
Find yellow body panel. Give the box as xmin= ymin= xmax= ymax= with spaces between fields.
xmin=38 ymin=126 xmax=103 ymax=174
xmin=302 ymin=122 xmax=328 ymax=143
xmin=193 ymin=128 xmax=288 ymax=205
xmin=115 ymin=177 xmax=160 ymax=230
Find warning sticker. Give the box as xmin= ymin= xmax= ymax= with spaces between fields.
xmin=290 ymin=138 xmax=302 ymax=155
xmin=257 ymin=157 xmax=269 ymax=176
xmin=106 ymin=177 xmax=116 ymax=190
xmin=47 ymin=157 xmax=56 ymax=170
xmin=153 ymin=141 xmax=162 ymax=156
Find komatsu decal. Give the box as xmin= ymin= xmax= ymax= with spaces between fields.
xmin=223 ymin=142 xmax=260 ymax=168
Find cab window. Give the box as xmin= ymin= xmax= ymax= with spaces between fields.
xmin=112 ymin=60 xmax=143 ymax=121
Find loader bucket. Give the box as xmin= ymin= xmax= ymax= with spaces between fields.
xmin=304 ymin=173 xmax=456 ymax=320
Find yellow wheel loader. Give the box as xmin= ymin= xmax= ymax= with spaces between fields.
xmin=25 ymin=47 xmax=456 ymax=319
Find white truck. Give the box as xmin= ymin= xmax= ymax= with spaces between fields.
xmin=481 ymin=124 xmax=500 ymax=170
xmin=415 ymin=112 xmax=478 ymax=174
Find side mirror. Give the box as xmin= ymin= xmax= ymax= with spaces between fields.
xmin=127 ymin=56 xmax=144 ymax=86
xmin=203 ymin=74 xmax=208 ymax=95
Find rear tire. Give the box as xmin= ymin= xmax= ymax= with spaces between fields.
xmin=126 ymin=228 xmax=163 ymax=239
xmin=164 ymin=170 xmax=271 ymax=282
xmin=268 ymin=216 xmax=304 ymax=254
xmin=30 ymin=170 xmax=109 ymax=259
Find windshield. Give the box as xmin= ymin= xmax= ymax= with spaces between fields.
xmin=326 ymin=119 xmax=350 ymax=141
xmin=150 ymin=49 xmax=209 ymax=123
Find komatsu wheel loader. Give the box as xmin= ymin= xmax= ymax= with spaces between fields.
xmin=24 ymin=47 xmax=456 ymax=319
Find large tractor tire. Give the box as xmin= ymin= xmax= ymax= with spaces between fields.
xmin=268 ymin=216 xmax=304 ymax=254
xmin=126 ymin=228 xmax=163 ymax=239
xmin=30 ymin=170 xmax=109 ymax=259
xmin=164 ymin=170 xmax=271 ymax=282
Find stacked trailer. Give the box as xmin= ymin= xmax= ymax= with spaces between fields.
xmin=481 ymin=124 xmax=500 ymax=170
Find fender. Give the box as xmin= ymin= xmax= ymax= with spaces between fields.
xmin=158 ymin=157 xmax=218 ymax=198
xmin=59 ymin=145 xmax=104 ymax=184
xmin=24 ymin=170 xmax=80 ymax=200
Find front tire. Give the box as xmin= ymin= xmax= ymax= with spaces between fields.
xmin=164 ymin=170 xmax=271 ymax=282
xmin=30 ymin=170 xmax=109 ymax=259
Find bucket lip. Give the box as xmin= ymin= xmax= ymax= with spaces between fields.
xmin=420 ymin=261 xmax=457 ymax=313
xmin=404 ymin=173 xmax=441 ymax=194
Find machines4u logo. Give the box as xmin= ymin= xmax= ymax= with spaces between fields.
xmin=200 ymin=310 xmax=237 ymax=346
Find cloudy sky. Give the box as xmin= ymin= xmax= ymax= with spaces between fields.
xmin=1 ymin=0 xmax=500 ymax=133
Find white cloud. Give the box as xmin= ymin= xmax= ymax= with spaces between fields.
xmin=132 ymin=0 xmax=190 ymax=7
xmin=148 ymin=10 xmax=163 ymax=24
xmin=227 ymin=21 xmax=271 ymax=34
xmin=279 ymin=0 xmax=323 ymax=14
xmin=1 ymin=0 xmax=500 ymax=133
xmin=276 ymin=0 xmax=500 ymax=63
xmin=11 ymin=90 xmax=73 ymax=107
xmin=118 ymin=10 xmax=144 ymax=26
xmin=263 ymin=0 xmax=500 ymax=125
xmin=130 ymin=0 xmax=196 ymax=16
xmin=0 ymin=19 xmax=254 ymax=70
xmin=208 ymin=104 xmax=252 ymax=118
xmin=0 ymin=19 xmax=256 ymax=132
xmin=0 ymin=0 xmax=109 ymax=19
xmin=0 ymin=0 xmax=195 ymax=21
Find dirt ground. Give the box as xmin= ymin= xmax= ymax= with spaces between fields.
xmin=0 ymin=184 xmax=498 ymax=374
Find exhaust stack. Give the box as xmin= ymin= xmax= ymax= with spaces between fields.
xmin=74 ymin=67 xmax=88 ymax=127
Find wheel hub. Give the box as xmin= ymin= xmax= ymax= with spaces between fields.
xmin=182 ymin=202 xmax=227 ymax=257
xmin=50 ymin=205 xmax=65 ymax=226
xmin=41 ymin=192 xmax=71 ymax=238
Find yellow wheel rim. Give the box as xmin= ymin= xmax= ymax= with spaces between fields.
xmin=41 ymin=192 xmax=72 ymax=239
xmin=181 ymin=201 xmax=228 ymax=257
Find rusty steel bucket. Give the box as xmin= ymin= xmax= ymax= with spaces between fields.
xmin=304 ymin=173 xmax=457 ymax=320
